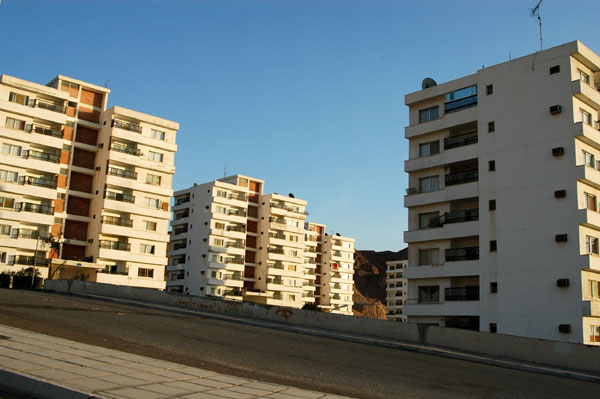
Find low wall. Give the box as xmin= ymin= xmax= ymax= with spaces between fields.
xmin=44 ymin=279 xmax=600 ymax=375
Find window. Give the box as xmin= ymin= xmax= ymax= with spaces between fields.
xmin=489 ymin=199 xmax=496 ymax=211
xmin=288 ymin=235 xmax=299 ymax=242
xmin=146 ymin=174 xmax=161 ymax=185
xmin=583 ymin=151 xmax=595 ymax=167
xmin=419 ymin=141 xmax=440 ymax=157
xmin=144 ymin=197 xmax=160 ymax=209
xmin=418 ymin=248 xmax=439 ymax=265
xmin=8 ymin=92 xmax=30 ymax=106
xmin=549 ymin=65 xmax=560 ymax=74
xmin=0 ymin=225 xmax=10 ymax=236
xmin=286 ymin=294 xmax=296 ymax=301
xmin=488 ymin=121 xmax=495 ymax=133
xmin=5 ymin=117 xmax=26 ymax=130
xmin=486 ymin=85 xmax=493 ymax=95
xmin=446 ymin=85 xmax=477 ymax=102
xmin=138 ymin=268 xmax=154 ymax=278
xmin=215 ymin=206 xmax=227 ymax=214
xmin=0 ymin=197 xmax=14 ymax=209
xmin=580 ymin=109 xmax=592 ymax=125
xmin=0 ymin=252 xmax=5 ymax=263
xmin=213 ymin=238 xmax=224 ymax=246
xmin=488 ymin=160 xmax=495 ymax=171
xmin=150 ymin=129 xmax=165 ymax=141
xmin=216 ymin=190 xmax=227 ymax=198
xmin=577 ymin=69 xmax=591 ymax=85
xmin=585 ymin=193 xmax=597 ymax=211
xmin=490 ymin=323 xmax=498 ymax=333
xmin=418 ymin=285 xmax=439 ymax=303
xmin=586 ymin=236 xmax=599 ymax=254
xmin=490 ymin=282 xmax=498 ymax=293
xmin=140 ymin=244 xmax=155 ymax=254
xmin=589 ymin=280 xmax=599 ymax=298
xmin=418 ymin=176 xmax=439 ymax=193
xmin=215 ymin=222 xmax=225 ymax=230
xmin=418 ymin=212 xmax=440 ymax=229
xmin=591 ymin=326 xmax=600 ymax=343
xmin=142 ymin=220 xmax=157 ymax=231
xmin=148 ymin=151 xmax=163 ymax=163
xmin=419 ymin=106 xmax=439 ymax=123
xmin=2 ymin=143 xmax=22 ymax=157
xmin=0 ymin=170 xmax=18 ymax=183
xmin=490 ymin=240 xmax=497 ymax=252
xmin=288 ymin=249 xmax=298 ymax=257
xmin=287 ymin=219 xmax=300 ymax=228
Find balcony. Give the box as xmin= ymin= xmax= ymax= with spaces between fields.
xmin=228 ymin=209 xmax=246 ymax=217
xmin=444 ymin=132 xmax=478 ymax=150
xmin=268 ymin=261 xmax=285 ymax=269
xmin=268 ymin=277 xmax=283 ymax=285
xmin=112 ymin=119 xmax=142 ymax=133
xmin=18 ymin=176 xmax=57 ymax=189
xmin=174 ymin=211 xmax=189 ymax=220
xmin=226 ymin=241 xmax=245 ymax=249
xmin=228 ymin=193 xmax=248 ymax=201
xmin=444 ymin=209 xmax=479 ymax=224
xmin=10 ymin=229 xmax=41 ymax=240
xmin=8 ymin=255 xmax=49 ymax=266
xmin=226 ymin=257 xmax=244 ymax=265
xmin=444 ymin=95 xmax=477 ymax=114
xmin=16 ymin=202 xmax=54 ymax=215
xmin=175 ymin=196 xmax=190 ymax=205
xmin=30 ymin=125 xmax=63 ymax=139
xmin=445 ymin=286 xmax=480 ymax=301
xmin=173 ymin=226 xmax=188 ymax=235
xmin=98 ymin=269 xmax=129 ymax=276
xmin=173 ymin=242 xmax=187 ymax=250
xmin=445 ymin=246 xmax=479 ymax=262
xmin=269 ymin=232 xmax=285 ymax=239
xmin=445 ymin=170 xmax=478 ymax=186
xmin=36 ymin=101 xmax=66 ymax=114
xmin=268 ymin=247 xmax=285 ymax=254
xmin=108 ymin=167 xmax=137 ymax=180
xmin=227 ymin=225 xmax=246 ymax=233
xmin=101 ymin=216 xmax=133 ymax=227
xmin=111 ymin=143 xmax=141 ymax=156
xmin=25 ymin=150 xmax=60 ymax=163
xmin=99 ymin=240 xmax=131 ymax=251
xmin=104 ymin=191 xmax=135 ymax=203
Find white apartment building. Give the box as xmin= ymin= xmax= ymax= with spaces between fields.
xmin=386 ymin=259 xmax=407 ymax=322
xmin=168 ymin=175 xmax=354 ymax=314
xmin=404 ymin=40 xmax=600 ymax=345
xmin=0 ymin=74 xmax=178 ymax=289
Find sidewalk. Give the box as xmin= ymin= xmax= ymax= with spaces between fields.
xmin=0 ymin=325 xmax=351 ymax=399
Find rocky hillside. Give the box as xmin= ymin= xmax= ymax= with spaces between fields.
xmin=352 ymin=249 xmax=406 ymax=319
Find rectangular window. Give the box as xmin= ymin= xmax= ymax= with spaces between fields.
xmin=418 ymin=248 xmax=439 ymax=266
xmin=489 ymin=199 xmax=496 ymax=211
xmin=488 ymin=121 xmax=495 ymax=133
xmin=418 ymin=212 xmax=440 ymax=229
xmin=585 ymin=193 xmax=597 ymax=211
xmin=586 ymin=236 xmax=599 ymax=254
xmin=138 ymin=267 xmax=154 ymax=278
xmin=0 ymin=197 xmax=14 ymax=209
xmin=216 ymin=190 xmax=227 ymax=198
xmin=215 ymin=222 xmax=225 ymax=230
xmin=419 ymin=106 xmax=439 ymax=123
xmin=148 ymin=151 xmax=163 ymax=163
xmin=142 ymin=220 xmax=157 ymax=231
xmin=418 ymin=176 xmax=439 ymax=193
xmin=591 ymin=326 xmax=600 ymax=343
xmin=0 ymin=252 xmax=6 ymax=263
xmin=488 ymin=160 xmax=495 ymax=171
xmin=214 ymin=238 xmax=225 ymax=247
xmin=0 ymin=170 xmax=18 ymax=183
xmin=0 ymin=225 xmax=11 ymax=236
xmin=445 ymin=85 xmax=477 ymax=102
xmin=140 ymin=244 xmax=155 ymax=254
xmin=215 ymin=206 xmax=227 ymax=214
xmin=144 ymin=197 xmax=160 ymax=209
xmin=490 ymin=282 xmax=498 ymax=293
xmin=145 ymin=174 xmax=161 ymax=185
xmin=589 ymin=280 xmax=599 ymax=298
xmin=549 ymin=65 xmax=560 ymax=74
xmin=486 ymin=84 xmax=493 ymax=95
xmin=5 ymin=117 xmax=26 ymax=130
xmin=490 ymin=240 xmax=497 ymax=252
xmin=2 ymin=143 xmax=22 ymax=157
xmin=418 ymin=285 xmax=439 ymax=303
xmin=419 ymin=141 xmax=440 ymax=157
xmin=577 ymin=69 xmax=591 ymax=85
xmin=583 ymin=151 xmax=595 ymax=167
xmin=8 ymin=92 xmax=30 ymax=106
xmin=581 ymin=109 xmax=592 ymax=125
xmin=150 ymin=129 xmax=165 ymax=141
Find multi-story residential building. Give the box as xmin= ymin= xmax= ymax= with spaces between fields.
xmin=403 ymin=41 xmax=600 ymax=345
xmin=386 ymin=256 xmax=407 ymax=322
xmin=0 ymin=74 xmax=178 ymax=289
xmin=167 ymin=175 xmax=354 ymax=314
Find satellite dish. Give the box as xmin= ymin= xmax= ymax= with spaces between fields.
xmin=289 ymin=193 xmax=295 ymax=198
xmin=422 ymin=77 xmax=437 ymax=89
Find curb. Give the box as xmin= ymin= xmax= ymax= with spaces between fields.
xmin=0 ymin=368 xmax=96 ymax=399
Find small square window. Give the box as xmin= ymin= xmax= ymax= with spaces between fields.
xmin=486 ymin=84 xmax=493 ymax=95
xmin=489 ymin=160 xmax=495 ymax=171
xmin=490 ymin=240 xmax=497 ymax=252
xmin=490 ymin=323 xmax=497 ymax=333
xmin=490 ymin=282 xmax=498 ymax=293
xmin=489 ymin=199 xmax=496 ymax=211
xmin=488 ymin=121 xmax=495 ymax=133
xmin=549 ymin=65 xmax=560 ymax=74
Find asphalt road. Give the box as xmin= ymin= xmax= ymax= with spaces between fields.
xmin=0 ymin=289 xmax=598 ymax=399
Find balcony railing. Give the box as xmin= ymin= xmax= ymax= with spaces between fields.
xmin=268 ymin=262 xmax=285 ymax=269
xmin=99 ymin=241 xmax=131 ymax=251
xmin=111 ymin=143 xmax=141 ymax=156
xmin=31 ymin=125 xmax=63 ymax=138
xmin=445 ymin=170 xmax=478 ymax=186
xmin=112 ymin=119 xmax=142 ymax=133
xmin=445 ymin=246 xmax=479 ymax=262
xmin=171 ymin=256 xmax=186 ymax=265
xmin=101 ymin=216 xmax=133 ymax=227
xmin=226 ymin=225 xmax=246 ymax=233
xmin=173 ymin=242 xmax=187 ymax=250
xmin=221 ymin=273 xmax=243 ymax=281
xmin=104 ymin=191 xmax=135 ymax=203
xmin=174 ymin=211 xmax=189 ymax=220
xmin=173 ymin=226 xmax=188 ymax=235
xmin=10 ymin=229 xmax=41 ymax=240
xmin=8 ymin=255 xmax=49 ymax=266
xmin=98 ymin=269 xmax=129 ymax=276
xmin=24 ymin=150 xmax=60 ymax=163
xmin=15 ymin=202 xmax=54 ymax=215
xmin=18 ymin=176 xmax=57 ymax=189
xmin=444 ymin=209 xmax=479 ymax=224
xmin=444 ymin=132 xmax=478 ymax=150
xmin=269 ymin=232 xmax=285 ymax=239
xmin=175 ymin=196 xmax=190 ymax=205
xmin=228 ymin=193 xmax=248 ymax=201
xmin=223 ymin=289 xmax=243 ymax=296
xmin=228 ymin=209 xmax=247 ymax=217
xmin=444 ymin=95 xmax=477 ymax=114
xmin=268 ymin=247 xmax=285 ymax=254
xmin=445 ymin=286 xmax=480 ymax=301
xmin=226 ymin=257 xmax=244 ymax=265
xmin=108 ymin=167 xmax=137 ymax=180
xmin=226 ymin=241 xmax=245 ymax=249
xmin=36 ymin=101 xmax=66 ymax=114
xmin=268 ymin=277 xmax=283 ymax=285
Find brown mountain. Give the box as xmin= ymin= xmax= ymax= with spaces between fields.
xmin=352 ymin=248 xmax=407 ymax=319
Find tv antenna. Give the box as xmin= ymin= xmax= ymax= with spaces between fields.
xmin=223 ymin=162 xmax=229 ymax=178
xmin=530 ymin=0 xmax=543 ymax=51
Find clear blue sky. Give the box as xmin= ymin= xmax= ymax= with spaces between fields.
xmin=1 ymin=1 xmax=598 ymax=250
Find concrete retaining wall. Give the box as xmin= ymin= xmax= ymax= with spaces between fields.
xmin=44 ymin=279 xmax=600 ymax=375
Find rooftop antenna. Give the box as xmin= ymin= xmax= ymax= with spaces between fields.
xmin=104 ymin=80 xmax=111 ymax=88
xmin=530 ymin=0 xmax=543 ymax=51
xmin=223 ymin=162 xmax=229 ymax=178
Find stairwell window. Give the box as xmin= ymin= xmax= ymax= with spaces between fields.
xmin=418 ymin=212 xmax=440 ymax=229
xmin=419 ymin=106 xmax=439 ymax=123
xmin=586 ymin=236 xmax=599 ymax=254
xmin=584 ymin=193 xmax=597 ymax=211
xmin=419 ymin=141 xmax=440 ymax=157
xmin=418 ymin=285 xmax=439 ymax=303
xmin=419 ymin=176 xmax=439 ymax=193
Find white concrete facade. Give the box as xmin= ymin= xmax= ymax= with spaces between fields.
xmin=167 ymin=175 xmax=355 ymax=314
xmin=0 ymin=74 xmax=178 ymax=289
xmin=404 ymin=41 xmax=600 ymax=345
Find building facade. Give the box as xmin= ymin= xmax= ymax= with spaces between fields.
xmin=167 ymin=175 xmax=354 ymax=314
xmin=0 ymin=74 xmax=178 ymax=289
xmin=403 ymin=41 xmax=600 ymax=345
xmin=386 ymin=259 xmax=407 ymax=322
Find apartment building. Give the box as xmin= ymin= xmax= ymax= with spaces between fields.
xmin=0 ymin=74 xmax=178 ymax=289
xmin=403 ymin=40 xmax=600 ymax=345
xmin=386 ymin=255 xmax=407 ymax=322
xmin=167 ymin=175 xmax=354 ymax=314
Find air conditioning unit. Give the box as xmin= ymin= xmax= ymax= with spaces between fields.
xmin=554 ymin=190 xmax=567 ymax=198
xmin=557 ymin=278 xmax=570 ymax=287
xmin=555 ymin=234 xmax=568 ymax=242
xmin=552 ymin=147 xmax=564 ymax=156
xmin=95 ymin=166 xmax=101 ymax=171
xmin=558 ymin=324 xmax=571 ymax=333
xmin=549 ymin=105 xmax=562 ymax=115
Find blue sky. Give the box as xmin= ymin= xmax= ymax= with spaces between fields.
xmin=0 ymin=0 xmax=598 ymax=250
